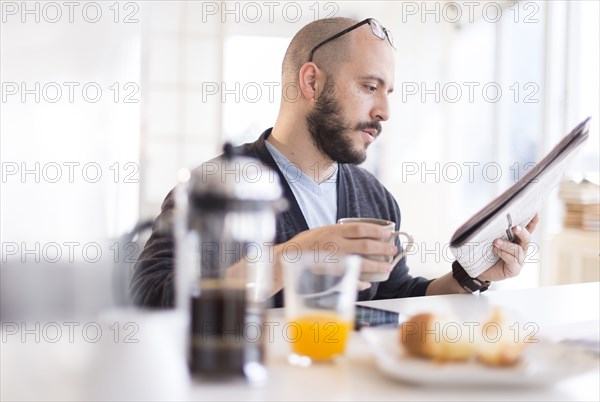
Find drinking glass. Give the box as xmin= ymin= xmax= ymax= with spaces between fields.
xmin=283 ymin=253 xmax=360 ymax=366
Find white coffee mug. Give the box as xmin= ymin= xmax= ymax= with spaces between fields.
xmin=84 ymin=308 xmax=189 ymax=400
xmin=337 ymin=218 xmax=414 ymax=282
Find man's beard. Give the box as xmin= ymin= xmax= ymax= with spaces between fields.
xmin=306 ymin=79 xmax=381 ymax=165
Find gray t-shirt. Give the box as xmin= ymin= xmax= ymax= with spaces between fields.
xmin=265 ymin=140 xmax=338 ymax=229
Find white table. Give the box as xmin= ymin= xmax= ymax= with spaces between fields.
xmin=2 ymin=283 xmax=599 ymax=401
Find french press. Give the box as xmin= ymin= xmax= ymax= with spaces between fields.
xmin=174 ymin=144 xmax=286 ymax=383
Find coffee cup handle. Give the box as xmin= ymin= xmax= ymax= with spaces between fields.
xmin=389 ymin=232 xmax=414 ymax=268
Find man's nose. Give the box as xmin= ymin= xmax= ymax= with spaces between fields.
xmin=371 ymin=95 xmax=390 ymax=121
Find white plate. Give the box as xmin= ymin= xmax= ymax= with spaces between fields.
xmin=361 ymin=327 xmax=599 ymax=387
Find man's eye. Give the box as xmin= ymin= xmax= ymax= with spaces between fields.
xmin=365 ymin=85 xmax=377 ymax=93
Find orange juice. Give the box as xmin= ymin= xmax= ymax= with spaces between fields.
xmin=289 ymin=313 xmax=352 ymax=360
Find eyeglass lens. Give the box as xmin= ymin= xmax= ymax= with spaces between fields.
xmin=369 ymin=19 xmax=395 ymax=48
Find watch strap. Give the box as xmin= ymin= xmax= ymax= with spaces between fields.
xmin=452 ymin=260 xmax=491 ymax=293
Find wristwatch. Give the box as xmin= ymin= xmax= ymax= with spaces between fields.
xmin=452 ymin=261 xmax=491 ymax=293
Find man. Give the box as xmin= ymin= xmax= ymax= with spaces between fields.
xmin=131 ymin=17 xmax=538 ymax=308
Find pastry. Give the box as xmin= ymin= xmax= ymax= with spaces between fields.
xmin=399 ymin=308 xmax=527 ymax=366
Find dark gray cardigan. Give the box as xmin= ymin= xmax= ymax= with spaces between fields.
xmin=130 ymin=129 xmax=432 ymax=308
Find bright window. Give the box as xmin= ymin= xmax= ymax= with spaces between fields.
xmin=223 ymin=36 xmax=291 ymax=145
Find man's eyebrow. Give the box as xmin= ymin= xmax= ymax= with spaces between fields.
xmin=360 ymin=75 xmax=394 ymax=94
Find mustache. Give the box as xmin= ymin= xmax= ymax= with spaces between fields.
xmin=355 ymin=121 xmax=382 ymax=137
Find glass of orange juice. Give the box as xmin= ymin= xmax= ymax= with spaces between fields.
xmin=283 ymin=253 xmax=360 ymax=366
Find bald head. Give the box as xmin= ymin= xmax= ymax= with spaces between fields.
xmin=282 ymin=17 xmax=359 ymax=85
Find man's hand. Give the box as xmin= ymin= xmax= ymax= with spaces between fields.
xmin=273 ymin=223 xmax=397 ymax=292
xmin=426 ymin=214 xmax=541 ymax=296
xmin=478 ymin=214 xmax=540 ymax=282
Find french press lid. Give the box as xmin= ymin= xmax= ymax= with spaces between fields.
xmin=189 ymin=143 xmax=287 ymax=211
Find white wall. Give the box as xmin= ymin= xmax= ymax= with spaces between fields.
xmin=1 ymin=2 xmax=141 ymax=316
xmin=1 ymin=3 xmax=141 ymax=243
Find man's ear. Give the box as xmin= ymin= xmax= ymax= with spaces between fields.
xmin=298 ymin=62 xmax=322 ymax=101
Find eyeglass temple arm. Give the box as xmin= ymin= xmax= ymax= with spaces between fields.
xmin=307 ymin=19 xmax=370 ymax=62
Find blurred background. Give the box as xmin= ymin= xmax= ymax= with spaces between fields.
xmin=1 ymin=0 xmax=599 ymax=316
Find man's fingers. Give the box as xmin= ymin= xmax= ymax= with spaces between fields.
xmin=493 ymin=239 xmax=524 ymax=266
xmin=357 ymin=280 xmax=372 ymax=291
xmin=511 ymin=224 xmax=532 ymax=249
xmin=338 ymin=222 xmax=391 ymax=240
xmin=359 ymin=258 xmax=393 ymax=274
xmin=526 ymin=213 xmax=539 ymax=233
xmin=339 ymin=238 xmax=396 ymax=257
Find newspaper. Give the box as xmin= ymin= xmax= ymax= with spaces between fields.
xmin=450 ymin=117 xmax=591 ymax=277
